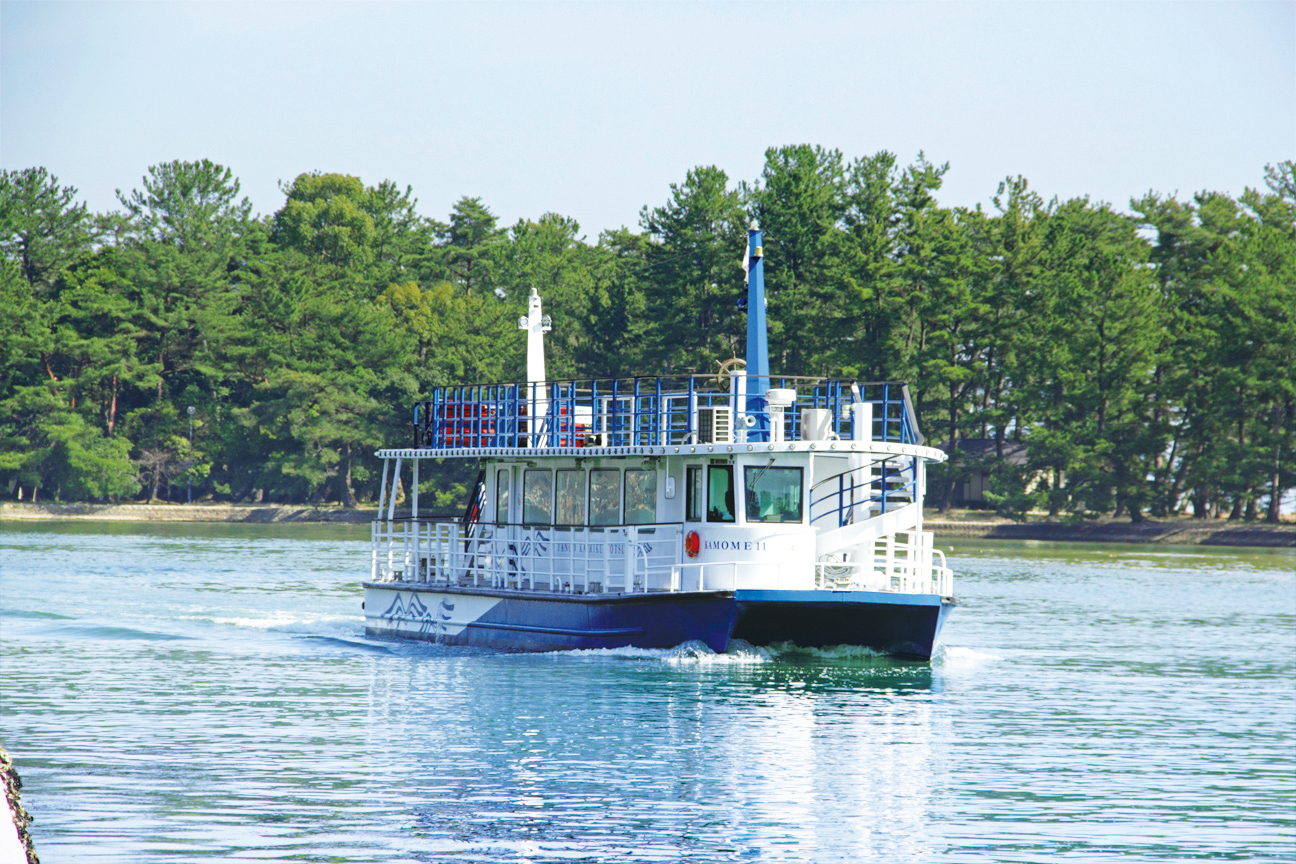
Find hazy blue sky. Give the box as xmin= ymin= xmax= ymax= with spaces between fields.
xmin=3 ymin=1 xmax=1293 ymax=236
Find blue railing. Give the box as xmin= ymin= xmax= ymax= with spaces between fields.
xmin=808 ymin=458 xmax=918 ymax=528
xmin=413 ymin=376 xmax=923 ymax=451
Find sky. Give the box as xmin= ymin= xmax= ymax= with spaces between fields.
xmin=2 ymin=1 xmax=1293 ymax=239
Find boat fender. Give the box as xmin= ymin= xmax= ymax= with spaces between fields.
xmin=685 ymin=531 xmax=700 ymax=558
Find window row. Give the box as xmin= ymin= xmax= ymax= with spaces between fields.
xmin=685 ymin=465 xmax=803 ymax=524
xmin=499 ymin=468 xmax=657 ymax=526
xmin=496 ymin=464 xmax=803 ymax=527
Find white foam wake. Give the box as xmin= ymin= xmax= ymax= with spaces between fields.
xmin=554 ymin=639 xmax=773 ymax=665
xmin=932 ymin=644 xmax=1002 ymax=667
xmin=182 ymin=611 xmax=356 ymax=631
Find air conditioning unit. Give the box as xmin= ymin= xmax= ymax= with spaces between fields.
xmin=697 ymin=407 xmax=732 ymax=444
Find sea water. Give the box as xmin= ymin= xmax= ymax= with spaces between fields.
xmin=1 ymin=522 xmax=1292 ymax=863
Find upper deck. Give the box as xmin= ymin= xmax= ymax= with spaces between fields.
xmin=409 ymin=375 xmax=928 ymax=456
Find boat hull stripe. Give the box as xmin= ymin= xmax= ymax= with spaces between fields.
xmin=466 ymin=621 xmax=645 ymax=637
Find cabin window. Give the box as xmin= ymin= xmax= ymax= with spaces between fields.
xmin=589 ymin=469 xmax=620 ymax=526
xmin=555 ymin=469 xmax=585 ymax=526
xmin=495 ymin=469 xmax=511 ymax=523
xmin=744 ymin=465 xmax=803 ymax=523
xmin=685 ymin=466 xmax=703 ymax=522
xmin=624 ymin=469 xmax=657 ymax=525
xmin=707 ymin=465 xmax=735 ymax=523
xmin=523 ymin=469 xmax=553 ymax=524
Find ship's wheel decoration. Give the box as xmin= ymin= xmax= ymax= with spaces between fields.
xmin=714 ymin=357 xmax=746 ymax=392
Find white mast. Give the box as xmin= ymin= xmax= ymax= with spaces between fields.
xmin=519 ymin=287 xmax=551 ymax=385
xmin=518 ymin=287 xmax=552 ymax=446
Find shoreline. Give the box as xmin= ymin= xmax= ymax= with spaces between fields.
xmin=0 ymin=501 xmax=386 ymax=524
xmin=2 ymin=502 xmax=1293 ymax=547
xmin=924 ymin=518 xmax=1296 ymax=548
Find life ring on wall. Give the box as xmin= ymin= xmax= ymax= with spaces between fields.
xmin=685 ymin=531 xmax=700 ymax=558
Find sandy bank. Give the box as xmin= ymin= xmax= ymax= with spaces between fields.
xmin=927 ymin=519 xmax=1296 ymax=547
xmin=0 ymin=502 xmax=386 ymax=524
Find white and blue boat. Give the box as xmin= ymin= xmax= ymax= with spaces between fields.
xmin=364 ymin=226 xmax=955 ymax=658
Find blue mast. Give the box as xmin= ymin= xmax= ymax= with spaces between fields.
xmin=744 ymin=223 xmax=770 ymax=442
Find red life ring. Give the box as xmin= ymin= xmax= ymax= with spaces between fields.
xmin=685 ymin=531 xmax=700 ymax=558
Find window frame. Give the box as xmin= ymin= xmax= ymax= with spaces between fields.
xmin=495 ymin=468 xmax=511 ymax=523
xmin=685 ymin=465 xmax=703 ymax=522
xmin=706 ymin=464 xmax=736 ymax=523
xmin=623 ymin=468 xmax=658 ymax=525
xmin=555 ymin=469 xmax=585 ymax=526
xmin=522 ymin=469 xmax=554 ymax=525
xmin=588 ymin=468 xmax=621 ymax=526
xmin=743 ymin=465 xmax=804 ymax=524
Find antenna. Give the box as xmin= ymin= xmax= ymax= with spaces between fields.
xmin=743 ymin=224 xmax=770 ymax=442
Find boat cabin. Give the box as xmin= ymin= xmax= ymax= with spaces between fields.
xmin=371 ymin=371 xmax=951 ymax=598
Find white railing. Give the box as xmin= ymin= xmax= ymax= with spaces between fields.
xmin=371 ymin=520 xmax=683 ymax=594
xmin=371 ymin=520 xmax=953 ymax=598
xmin=814 ymin=534 xmax=953 ymax=596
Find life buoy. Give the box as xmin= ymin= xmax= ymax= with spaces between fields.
xmin=685 ymin=531 xmax=700 ymax=558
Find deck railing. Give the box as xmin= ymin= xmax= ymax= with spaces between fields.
xmin=372 ymin=520 xmax=685 ymax=594
xmin=815 ymin=541 xmax=953 ymax=596
xmin=370 ymin=517 xmax=951 ymax=597
xmin=413 ymin=376 xmax=923 ymax=451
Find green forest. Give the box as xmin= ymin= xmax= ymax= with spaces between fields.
xmin=2 ymin=149 xmax=1293 ymax=522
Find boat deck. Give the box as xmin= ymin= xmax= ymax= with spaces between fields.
xmin=412 ymin=375 xmax=923 ymax=452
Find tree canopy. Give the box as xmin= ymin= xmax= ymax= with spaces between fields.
xmin=2 ymin=155 xmax=1292 ymax=522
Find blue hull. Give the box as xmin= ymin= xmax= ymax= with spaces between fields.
xmin=732 ymin=590 xmax=954 ymax=660
xmin=365 ymin=585 xmax=737 ymax=653
xmin=365 ymin=584 xmax=953 ymax=659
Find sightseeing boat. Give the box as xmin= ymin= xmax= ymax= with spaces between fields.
xmin=363 ymin=226 xmax=955 ymax=659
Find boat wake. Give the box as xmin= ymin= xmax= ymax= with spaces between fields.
xmin=290 ymin=634 xmax=401 ymax=655
xmin=548 ymin=639 xmax=938 ymax=666
xmin=183 ymin=611 xmax=358 ymax=632
xmin=551 ymin=639 xmax=772 ymax=665
xmin=932 ymin=645 xmax=1002 ymax=667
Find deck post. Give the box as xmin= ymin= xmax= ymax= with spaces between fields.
xmin=377 ymin=457 xmax=391 ymax=580
xmin=412 ymin=458 xmax=420 ymax=580
xmin=388 ymin=458 xmax=401 ymax=522
xmin=389 ymin=457 xmax=402 ymax=579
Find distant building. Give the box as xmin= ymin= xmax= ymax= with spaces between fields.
xmin=933 ymin=438 xmax=1032 ymax=505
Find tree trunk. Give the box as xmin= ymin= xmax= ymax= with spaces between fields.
xmin=1192 ymin=485 xmax=1208 ymax=519
xmin=340 ymin=444 xmax=358 ymax=508
xmin=1267 ymin=400 xmax=1289 ymax=523
xmin=941 ymin=390 xmax=958 ymax=515
xmin=107 ymin=374 xmax=118 ymax=435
